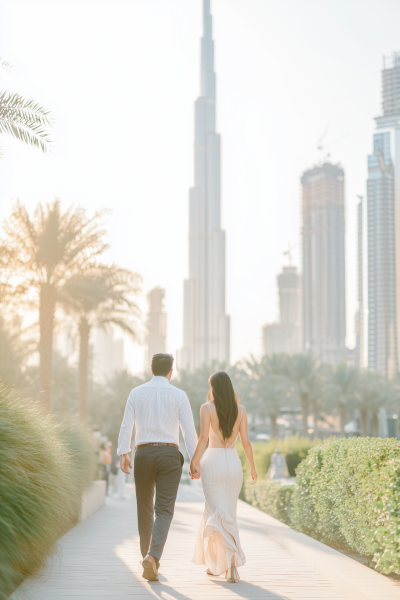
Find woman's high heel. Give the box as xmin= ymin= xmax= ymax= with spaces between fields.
xmin=226 ymin=565 xmax=239 ymax=583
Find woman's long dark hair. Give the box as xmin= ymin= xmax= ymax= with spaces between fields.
xmin=208 ymin=371 xmax=239 ymax=441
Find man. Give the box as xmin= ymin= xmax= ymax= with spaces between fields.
xmin=118 ymin=353 xmax=197 ymax=581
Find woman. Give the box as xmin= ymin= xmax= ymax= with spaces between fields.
xmin=190 ymin=371 xmax=257 ymax=583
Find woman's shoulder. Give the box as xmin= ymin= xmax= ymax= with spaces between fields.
xmin=238 ymin=404 xmax=246 ymax=418
xmin=200 ymin=402 xmax=212 ymax=412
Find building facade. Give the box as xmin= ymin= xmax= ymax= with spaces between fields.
xmin=355 ymin=198 xmax=364 ymax=369
xmin=180 ymin=0 xmax=230 ymax=370
xmin=54 ymin=321 xmax=123 ymax=384
xmin=367 ymin=133 xmax=398 ymax=374
xmin=263 ymin=266 xmax=302 ymax=355
xmin=302 ymin=162 xmax=346 ymax=363
xmin=145 ymin=287 xmax=167 ymax=369
xmin=91 ymin=327 xmax=124 ymax=384
xmin=367 ymin=52 xmax=400 ymax=376
xmin=278 ymin=266 xmax=302 ymax=329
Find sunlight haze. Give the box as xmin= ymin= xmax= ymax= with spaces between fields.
xmin=1 ymin=0 xmax=399 ymax=372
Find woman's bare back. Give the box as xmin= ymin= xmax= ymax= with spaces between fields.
xmin=207 ymin=402 xmax=244 ymax=448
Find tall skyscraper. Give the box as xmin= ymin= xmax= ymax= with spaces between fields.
xmin=302 ymin=162 xmax=346 ymax=363
xmin=145 ymin=287 xmax=167 ymax=369
xmin=263 ymin=265 xmax=302 ymax=355
xmin=355 ymin=198 xmax=364 ymax=369
xmin=367 ymin=52 xmax=400 ymax=376
xmin=278 ymin=266 xmax=302 ymax=328
xmin=180 ymin=0 xmax=230 ymax=370
xmin=91 ymin=327 xmax=124 ymax=384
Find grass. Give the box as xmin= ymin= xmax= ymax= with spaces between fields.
xmin=0 ymin=383 xmax=97 ymax=598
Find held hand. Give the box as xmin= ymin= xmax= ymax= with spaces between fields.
xmin=250 ymin=466 xmax=258 ymax=485
xmin=120 ymin=454 xmax=132 ymax=475
xmin=189 ymin=461 xmax=201 ymax=479
xmin=189 ymin=461 xmax=196 ymax=478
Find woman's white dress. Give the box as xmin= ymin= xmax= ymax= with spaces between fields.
xmin=192 ymin=406 xmax=246 ymax=575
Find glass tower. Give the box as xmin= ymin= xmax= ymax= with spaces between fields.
xmin=367 ymin=52 xmax=400 ymax=376
xmin=302 ymin=162 xmax=346 ymax=363
xmin=180 ymin=0 xmax=230 ymax=370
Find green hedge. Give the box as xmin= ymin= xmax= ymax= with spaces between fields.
xmin=291 ymin=437 xmax=400 ymax=575
xmin=237 ymin=435 xmax=323 ymax=480
xmin=241 ymin=480 xmax=294 ymax=525
xmin=241 ymin=437 xmax=400 ymax=575
xmin=0 ymin=385 xmax=97 ymax=598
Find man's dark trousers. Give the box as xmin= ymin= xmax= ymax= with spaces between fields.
xmin=134 ymin=445 xmax=183 ymax=560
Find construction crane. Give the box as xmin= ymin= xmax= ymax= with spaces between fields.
xmin=317 ymin=121 xmax=350 ymax=161
xmin=317 ymin=122 xmax=331 ymax=154
xmin=283 ymin=243 xmax=299 ymax=265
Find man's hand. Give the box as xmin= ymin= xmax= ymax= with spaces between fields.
xmin=189 ymin=460 xmax=200 ymax=479
xmin=120 ymin=453 xmax=132 ymax=474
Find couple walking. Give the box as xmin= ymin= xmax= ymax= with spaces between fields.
xmin=118 ymin=353 xmax=257 ymax=583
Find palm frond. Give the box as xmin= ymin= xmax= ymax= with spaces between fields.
xmin=0 ymin=91 xmax=53 ymax=152
xmin=59 ymin=262 xmax=142 ymax=341
xmin=0 ymin=58 xmax=13 ymax=72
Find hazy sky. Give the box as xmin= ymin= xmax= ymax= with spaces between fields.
xmin=1 ymin=0 xmax=400 ymax=373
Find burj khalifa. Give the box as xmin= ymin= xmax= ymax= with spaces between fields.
xmin=180 ymin=0 xmax=230 ymax=370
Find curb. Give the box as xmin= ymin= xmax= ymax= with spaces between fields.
xmin=80 ymin=480 xmax=106 ymax=522
xmin=238 ymin=500 xmax=400 ymax=600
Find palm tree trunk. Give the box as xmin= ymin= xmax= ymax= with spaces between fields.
xmin=371 ymin=412 xmax=379 ymax=437
xmin=311 ymin=401 xmax=319 ymax=439
xmin=360 ymin=409 xmax=368 ymax=436
xmin=300 ymin=393 xmax=309 ymax=437
xmin=339 ymin=403 xmax=347 ymax=437
xmin=39 ymin=283 xmax=56 ymax=411
xmin=270 ymin=413 xmax=278 ymax=439
xmin=79 ymin=316 xmax=91 ymax=422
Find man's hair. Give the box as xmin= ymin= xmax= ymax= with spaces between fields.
xmin=151 ymin=353 xmax=174 ymax=376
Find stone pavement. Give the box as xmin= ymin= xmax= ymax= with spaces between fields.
xmin=12 ymin=484 xmax=348 ymax=600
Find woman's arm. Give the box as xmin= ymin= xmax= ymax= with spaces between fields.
xmin=239 ymin=408 xmax=257 ymax=484
xmin=189 ymin=403 xmax=211 ymax=478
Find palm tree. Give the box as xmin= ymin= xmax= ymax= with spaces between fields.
xmin=0 ymin=314 xmax=30 ymax=387
xmin=271 ymin=353 xmax=320 ymax=437
xmin=227 ymin=360 xmax=251 ymax=404
xmin=307 ymin=365 xmax=329 ymax=439
xmin=0 ymin=200 xmax=108 ymax=410
xmin=392 ymin=372 xmax=400 ymax=437
xmin=246 ymin=355 xmax=290 ymax=438
xmin=327 ymin=361 xmax=359 ymax=436
xmin=174 ymin=361 xmax=223 ymax=430
xmin=356 ymin=371 xmax=396 ymax=437
xmin=0 ymin=58 xmax=52 ymax=156
xmin=60 ymin=264 xmax=141 ymax=421
xmin=88 ymin=368 xmax=145 ymax=451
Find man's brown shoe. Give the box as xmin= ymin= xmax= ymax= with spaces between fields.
xmin=142 ymin=555 xmax=158 ymax=581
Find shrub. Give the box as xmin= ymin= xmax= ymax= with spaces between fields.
xmin=237 ymin=435 xmax=323 ymax=480
xmin=0 ymin=385 xmax=97 ymax=598
xmin=291 ymin=437 xmax=400 ymax=575
xmin=241 ymin=480 xmax=294 ymax=525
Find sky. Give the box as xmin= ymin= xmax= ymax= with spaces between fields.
xmin=0 ymin=0 xmax=400 ymax=373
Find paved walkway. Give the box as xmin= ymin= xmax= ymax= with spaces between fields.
xmin=12 ymin=484 xmax=348 ymax=600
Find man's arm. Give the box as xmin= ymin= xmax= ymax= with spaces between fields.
xmin=117 ymin=391 xmax=135 ymax=473
xmin=178 ymin=394 xmax=198 ymax=460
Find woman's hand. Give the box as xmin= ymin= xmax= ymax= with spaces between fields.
xmin=250 ymin=466 xmax=258 ymax=485
xmin=190 ymin=461 xmax=201 ymax=479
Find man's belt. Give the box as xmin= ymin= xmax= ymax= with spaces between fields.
xmin=136 ymin=443 xmax=179 ymax=449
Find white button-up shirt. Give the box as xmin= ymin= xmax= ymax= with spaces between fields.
xmin=117 ymin=376 xmax=198 ymax=459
